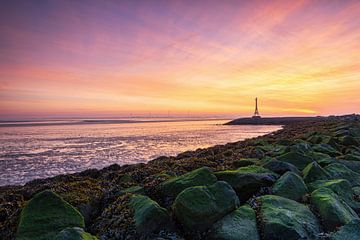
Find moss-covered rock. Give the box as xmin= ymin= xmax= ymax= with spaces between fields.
xmin=215 ymin=169 xmax=277 ymax=201
xmin=129 ymin=194 xmax=171 ymax=235
xmin=209 ymin=205 xmax=259 ymax=240
xmin=312 ymin=144 xmax=341 ymax=157
xmin=276 ymin=150 xmax=313 ymax=170
xmin=272 ymin=172 xmax=308 ymax=202
xmin=302 ymin=162 xmax=330 ymax=183
xmin=259 ymin=195 xmax=320 ymax=240
xmin=262 ymin=160 xmax=300 ymax=175
xmin=324 ymin=163 xmax=360 ymax=186
xmin=55 ymin=227 xmax=98 ymax=240
xmin=123 ymin=186 xmax=145 ymax=195
xmin=173 ymin=181 xmax=239 ymax=232
xmin=236 ymin=165 xmax=276 ymax=174
xmin=308 ymin=179 xmax=353 ymax=200
xmin=233 ymin=158 xmax=259 ymax=168
xmin=330 ymin=219 xmax=360 ymax=240
xmin=311 ymin=188 xmax=359 ymax=231
xmin=339 ymin=135 xmax=359 ymax=146
xmin=339 ymin=160 xmax=360 ymax=174
xmin=160 ymin=167 xmax=217 ymax=198
xmin=338 ymin=154 xmax=360 ymax=162
xmin=16 ymin=190 xmax=85 ymax=240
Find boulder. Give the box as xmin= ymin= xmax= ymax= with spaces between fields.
xmin=324 ymin=163 xmax=360 ymax=186
xmin=263 ymin=160 xmax=300 ymax=175
xmin=173 ymin=181 xmax=239 ymax=232
xmin=276 ymin=150 xmax=313 ymax=170
xmin=308 ymin=179 xmax=353 ymax=201
xmin=302 ymin=162 xmax=330 ymax=183
xmin=233 ymin=158 xmax=259 ymax=168
xmin=339 ymin=136 xmax=359 ymax=146
xmin=272 ymin=172 xmax=308 ymax=202
xmin=209 ymin=205 xmax=259 ymax=240
xmin=312 ymin=144 xmax=340 ymax=157
xmin=236 ymin=165 xmax=276 ymax=174
xmin=330 ymin=219 xmax=360 ymax=240
xmin=338 ymin=154 xmax=360 ymax=162
xmin=129 ymin=194 xmax=171 ymax=234
xmin=259 ymin=195 xmax=320 ymax=240
xmin=160 ymin=167 xmax=217 ymax=198
xmin=123 ymin=186 xmax=145 ymax=195
xmin=308 ymin=179 xmax=360 ymax=214
xmin=55 ymin=227 xmax=97 ymax=240
xmin=311 ymin=188 xmax=359 ymax=231
xmin=215 ymin=169 xmax=277 ymax=201
xmin=16 ymin=190 xmax=85 ymax=240
xmin=339 ymin=160 xmax=360 ymax=174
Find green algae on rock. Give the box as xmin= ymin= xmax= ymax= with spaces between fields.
xmin=308 ymin=179 xmax=353 ymax=200
xmin=262 ymin=160 xmax=300 ymax=175
xmin=276 ymin=150 xmax=313 ymax=170
xmin=259 ymin=195 xmax=321 ymax=240
xmin=160 ymin=166 xmax=217 ymax=198
xmin=324 ymin=163 xmax=360 ymax=186
xmin=272 ymin=172 xmax=308 ymax=202
xmin=209 ymin=205 xmax=259 ymax=240
xmin=311 ymin=188 xmax=359 ymax=231
xmin=55 ymin=227 xmax=98 ymax=240
xmin=302 ymin=161 xmax=330 ymax=183
xmin=173 ymin=181 xmax=239 ymax=232
xmin=215 ymin=169 xmax=277 ymax=201
xmin=233 ymin=158 xmax=260 ymax=168
xmin=330 ymin=219 xmax=360 ymax=240
xmin=16 ymin=190 xmax=85 ymax=240
xmin=129 ymin=194 xmax=171 ymax=235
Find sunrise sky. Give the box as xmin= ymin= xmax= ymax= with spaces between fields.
xmin=0 ymin=0 xmax=359 ymax=120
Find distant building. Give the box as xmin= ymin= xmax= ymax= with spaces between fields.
xmin=252 ymin=97 xmax=261 ymax=119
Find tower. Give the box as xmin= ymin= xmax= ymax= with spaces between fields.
xmin=252 ymin=97 xmax=261 ymax=118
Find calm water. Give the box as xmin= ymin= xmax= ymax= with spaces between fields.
xmin=0 ymin=119 xmax=281 ymax=186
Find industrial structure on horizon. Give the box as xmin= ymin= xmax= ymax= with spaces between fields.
xmin=252 ymin=97 xmax=261 ymax=119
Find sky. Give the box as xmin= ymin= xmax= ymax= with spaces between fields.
xmin=0 ymin=0 xmax=359 ymax=120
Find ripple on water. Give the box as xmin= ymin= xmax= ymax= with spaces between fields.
xmin=0 ymin=120 xmax=281 ymax=186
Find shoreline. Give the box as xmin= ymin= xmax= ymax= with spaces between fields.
xmin=1 ymin=114 xmax=360 ymax=239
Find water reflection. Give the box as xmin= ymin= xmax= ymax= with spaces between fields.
xmin=0 ymin=120 xmax=281 ymax=186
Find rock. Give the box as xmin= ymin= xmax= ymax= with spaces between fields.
xmin=272 ymin=172 xmax=308 ymax=202
xmin=312 ymin=144 xmax=341 ymax=157
xmin=233 ymin=158 xmax=259 ymax=168
xmin=259 ymin=195 xmax=320 ymax=240
xmin=308 ymin=179 xmax=353 ymax=200
xmin=173 ymin=181 xmax=239 ymax=232
xmin=339 ymin=160 xmax=360 ymax=174
xmin=289 ymin=140 xmax=312 ymax=154
xmin=215 ymin=169 xmax=277 ymax=201
xmin=317 ymin=157 xmax=337 ymax=167
xmin=123 ymin=186 xmax=145 ymax=195
xmin=353 ymin=186 xmax=360 ymax=197
xmin=339 ymin=136 xmax=359 ymax=146
xmin=16 ymin=190 xmax=85 ymax=240
xmin=302 ymin=162 xmax=330 ymax=183
xmin=324 ymin=163 xmax=360 ymax=186
xmin=308 ymin=179 xmax=360 ymax=213
xmin=236 ymin=165 xmax=276 ymax=174
xmin=209 ymin=205 xmax=259 ymax=240
xmin=262 ymin=160 xmax=300 ymax=175
xmin=129 ymin=194 xmax=171 ymax=235
xmin=330 ymin=219 xmax=360 ymax=240
xmin=160 ymin=167 xmax=217 ymax=198
xmin=311 ymin=188 xmax=359 ymax=231
xmin=276 ymin=150 xmax=313 ymax=170
xmin=55 ymin=227 xmax=98 ymax=240
xmin=338 ymin=154 xmax=360 ymax=162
